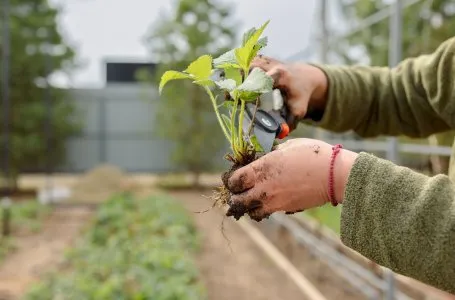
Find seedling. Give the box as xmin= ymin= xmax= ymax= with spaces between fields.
xmin=159 ymin=21 xmax=274 ymax=211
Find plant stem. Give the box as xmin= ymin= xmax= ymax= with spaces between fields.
xmin=230 ymin=96 xmax=239 ymax=150
xmin=238 ymin=99 xmax=246 ymax=150
xmin=247 ymin=97 xmax=259 ymax=136
xmin=204 ymin=86 xmax=231 ymax=143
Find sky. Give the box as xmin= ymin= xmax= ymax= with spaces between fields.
xmin=48 ymin=0 xmax=326 ymax=88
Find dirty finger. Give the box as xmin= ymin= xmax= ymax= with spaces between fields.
xmin=251 ymin=55 xmax=282 ymax=71
xmin=226 ymin=188 xmax=266 ymax=220
xmin=225 ymin=164 xmax=256 ymax=194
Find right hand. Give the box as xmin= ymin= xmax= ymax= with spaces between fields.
xmin=250 ymin=56 xmax=328 ymax=130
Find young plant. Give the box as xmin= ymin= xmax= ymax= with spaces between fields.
xmin=159 ymin=21 xmax=274 ymax=210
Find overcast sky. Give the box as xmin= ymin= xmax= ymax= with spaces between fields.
xmin=49 ymin=0 xmax=331 ymax=88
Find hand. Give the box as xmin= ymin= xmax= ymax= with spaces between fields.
xmin=251 ymin=56 xmax=328 ymax=130
xmin=225 ymin=138 xmax=358 ymax=221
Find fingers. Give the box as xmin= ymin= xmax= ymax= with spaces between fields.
xmin=251 ymin=55 xmax=283 ymax=71
xmin=226 ymin=187 xmax=266 ymax=220
xmin=226 ymin=164 xmax=256 ymax=194
xmin=273 ymin=139 xmax=297 ymax=151
xmin=251 ymin=56 xmax=288 ymax=87
xmin=285 ymin=209 xmax=304 ymax=215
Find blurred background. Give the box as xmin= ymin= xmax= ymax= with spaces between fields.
xmin=0 ymin=0 xmax=454 ymax=299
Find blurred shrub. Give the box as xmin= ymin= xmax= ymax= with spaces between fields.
xmin=10 ymin=200 xmax=53 ymax=234
xmin=0 ymin=237 xmax=16 ymax=263
xmin=24 ymin=192 xmax=206 ymax=300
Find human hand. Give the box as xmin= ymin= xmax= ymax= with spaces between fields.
xmin=251 ymin=56 xmax=328 ymax=130
xmin=224 ymin=138 xmax=358 ymax=221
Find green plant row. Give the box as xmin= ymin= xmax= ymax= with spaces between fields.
xmin=0 ymin=200 xmax=53 ymax=263
xmin=24 ymin=193 xmax=206 ymax=300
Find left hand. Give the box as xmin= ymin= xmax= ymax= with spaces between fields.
xmin=225 ymin=138 xmax=358 ymax=221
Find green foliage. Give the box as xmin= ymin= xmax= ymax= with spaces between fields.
xmin=338 ymin=0 xmax=455 ymax=65
xmin=10 ymin=200 xmax=53 ymax=233
xmin=1 ymin=0 xmax=81 ymax=186
xmin=0 ymin=237 xmax=15 ymax=263
xmin=24 ymin=193 xmax=206 ymax=300
xmin=304 ymin=205 xmax=341 ymax=234
xmin=338 ymin=0 xmax=455 ymax=159
xmin=0 ymin=200 xmax=51 ymax=263
xmin=159 ymin=21 xmax=274 ymax=165
xmin=142 ymin=0 xmax=238 ymax=183
xmin=0 ymin=200 xmax=52 ymax=235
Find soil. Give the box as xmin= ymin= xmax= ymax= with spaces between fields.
xmin=254 ymin=219 xmax=368 ymax=300
xmin=0 ymin=206 xmax=94 ymax=300
xmin=170 ymin=190 xmax=310 ymax=300
xmin=218 ymin=152 xmax=264 ymax=221
xmin=0 ymin=188 xmax=37 ymax=202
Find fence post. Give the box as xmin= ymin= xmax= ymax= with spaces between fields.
xmin=384 ymin=0 xmax=403 ymax=298
xmin=386 ymin=0 xmax=402 ymax=165
xmin=1 ymin=197 xmax=11 ymax=237
xmin=99 ymin=97 xmax=107 ymax=163
xmin=2 ymin=0 xmax=11 ymax=205
xmin=44 ymin=38 xmax=54 ymax=203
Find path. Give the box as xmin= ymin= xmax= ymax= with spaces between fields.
xmin=0 ymin=206 xmax=94 ymax=300
xmin=170 ymin=190 xmax=308 ymax=300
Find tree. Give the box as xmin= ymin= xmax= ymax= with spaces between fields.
xmin=337 ymin=0 xmax=455 ymax=174
xmin=0 ymin=0 xmax=80 ymax=189
xmin=142 ymin=0 xmax=237 ymax=187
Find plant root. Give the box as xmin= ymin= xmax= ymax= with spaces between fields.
xmin=209 ymin=150 xmax=262 ymax=222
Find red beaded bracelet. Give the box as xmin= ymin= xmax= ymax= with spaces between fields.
xmin=328 ymin=144 xmax=343 ymax=206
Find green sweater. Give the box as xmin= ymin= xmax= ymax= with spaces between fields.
xmin=307 ymin=37 xmax=455 ymax=294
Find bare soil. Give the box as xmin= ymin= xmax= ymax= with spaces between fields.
xmin=170 ymin=190 xmax=310 ymax=300
xmin=0 ymin=206 xmax=94 ymax=300
xmin=254 ymin=220 xmax=366 ymax=300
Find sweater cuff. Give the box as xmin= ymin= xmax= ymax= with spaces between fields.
xmin=302 ymin=64 xmax=345 ymax=130
xmin=302 ymin=64 xmax=367 ymax=134
xmin=340 ymin=152 xmax=391 ymax=250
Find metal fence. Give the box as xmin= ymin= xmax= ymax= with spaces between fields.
xmin=56 ymin=85 xmax=180 ymax=173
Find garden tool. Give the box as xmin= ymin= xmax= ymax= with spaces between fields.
xmin=241 ymin=89 xmax=293 ymax=153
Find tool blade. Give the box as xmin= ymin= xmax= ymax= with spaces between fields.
xmin=242 ymin=113 xmax=275 ymax=153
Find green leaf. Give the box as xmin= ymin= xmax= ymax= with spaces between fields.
xmin=213 ymin=50 xmax=241 ymax=69
xmin=194 ymin=79 xmax=214 ymax=87
xmin=221 ymin=114 xmax=232 ymax=134
xmin=257 ymin=37 xmax=268 ymax=49
xmin=184 ymin=55 xmax=213 ymax=80
xmin=221 ymin=101 xmax=234 ymax=109
xmin=159 ymin=71 xmax=193 ymax=94
xmin=223 ymin=67 xmax=242 ymax=85
xmin=242 ymin=27 xmax=256 ymax=46
xmin=215 ymin=79 xmax=236 ymax=91
xmin=235 ymin=68 xmax=273 ymax=101
xmin=250 ymin=135 xmax=264 ymax=152
xmin=235 ymin=20 xmax=270 ymax=70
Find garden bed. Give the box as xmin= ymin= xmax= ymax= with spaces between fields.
xmin=23 ymin=192 xmax=206 ymax=300
xmin=0 ymin=200 xmax=54 ymax=263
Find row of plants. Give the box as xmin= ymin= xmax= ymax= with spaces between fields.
xmin=0 ymin=200 xmax=53 ymax=263
xmin=24 ymin=192 xmax=206 ymax=300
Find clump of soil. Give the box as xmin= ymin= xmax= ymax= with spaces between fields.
xmin=68 ymin=164 xmax=135 ymax=204
xmin=212 ymin=151 xmax=260 ymax=221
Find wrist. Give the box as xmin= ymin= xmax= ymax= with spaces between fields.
xmin=307 ymin=64 xmax=328 ymax=112
xmin=334 ymin=149 xmax=358 ymax=204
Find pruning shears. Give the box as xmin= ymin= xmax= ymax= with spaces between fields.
xmin=212 ymin=69 xmax=294 ymax=153
xmin=241 ymin=89 xmax=293 ymax=153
